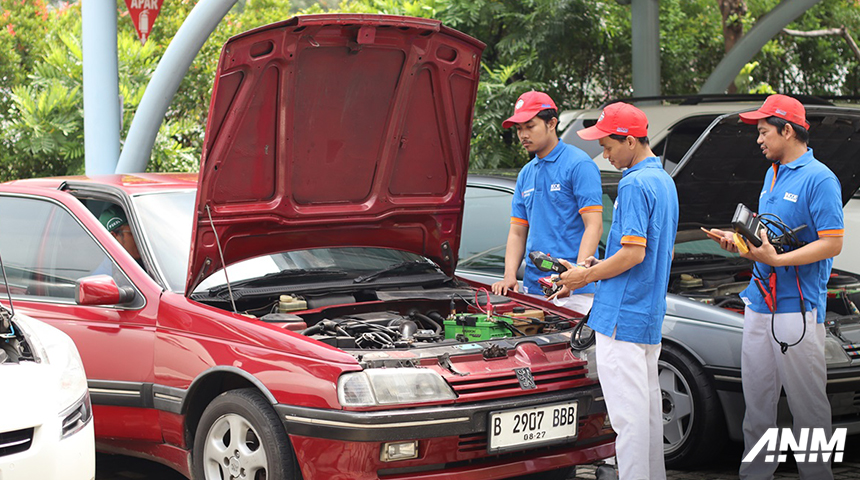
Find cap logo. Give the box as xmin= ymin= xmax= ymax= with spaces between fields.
xmin=515 ymin=99 xmax=524 ymax=110
xmin=541 ymin=104 xmax=552 ymax=108
xmin=105 ymin=217 xmax=124 ymax=232
xmin=775 ymin=108 xmax=787 ymax=116
xmin=598 ymin=112 xmax=605 ymax=122
xmin=616 ymin=127 xmax=629 ymax=133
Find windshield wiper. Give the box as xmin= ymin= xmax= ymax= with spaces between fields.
xmin=209 ymin=268 xmax=348 ymax=295
xmin=353 ymin=261 xmax=444 ymax=284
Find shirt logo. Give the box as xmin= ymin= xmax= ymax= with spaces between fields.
xmin=614 ymin=198 xmax=619 ymax=210
xmin=760 ymin=190 xmax=766 ymax=198
xmin=784 ymin=192 xmax=798 ymax=203
xmin=550 ymin=183 xmax=561 ymax=192
xmin=522 ymin=188 xmax=534 ymax=198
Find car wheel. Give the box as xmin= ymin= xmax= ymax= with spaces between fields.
xmin=659 ymin=343 xmax=727 ymax=469
xmin=518 ymin=466 xmax=575 ymax=480
xmin=192 ymin=388 xmax=302 ymax=480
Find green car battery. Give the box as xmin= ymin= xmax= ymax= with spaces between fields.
xmin=444 ymin=314 xmax=511 ymax=341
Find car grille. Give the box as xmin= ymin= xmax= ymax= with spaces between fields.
xmin=843 ymin=343 xmax=860 ymax=360
xmin=0 ymin=427 xmax=34 ymax=457
xmin=447 ymin=364 xmax=588 ymax=403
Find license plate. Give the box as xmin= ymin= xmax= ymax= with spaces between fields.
xmin=488 ymin=401 xmax=578 ymax=452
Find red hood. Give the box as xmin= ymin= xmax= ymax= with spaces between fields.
xmin=188 ymin=14 xmax=485 ymax=294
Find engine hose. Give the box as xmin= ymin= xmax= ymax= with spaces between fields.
xmin=413 ymin=312 xmax=443 ymax=336
xmin=300 ymin=324 xmax=324 ymax=336
xmin=569 ymin=311 xmax=595 ymax=351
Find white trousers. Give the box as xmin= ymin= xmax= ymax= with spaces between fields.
xmin=596 ymin=330 xmax=666 ymax=480
xmin=739 ymin=308 xmax=832 ymax=480
xmin=552 ymin=293 xmax=594 ymax=315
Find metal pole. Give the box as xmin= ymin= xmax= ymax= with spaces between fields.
xmin=82 ymin=0 xmax=120 ymax=175
xmin=632 ymin=0 xmax=661 ymax=101
xmin=700 ymin=0 xmax=824 ymax=94
xmin=115 ymin=0 xmax=239 ymax=174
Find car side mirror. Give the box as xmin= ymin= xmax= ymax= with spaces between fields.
xmin=516 ymin=258 xmax=525 ymax=281
xmin=75 ymin=275 xmax=136 ymax=306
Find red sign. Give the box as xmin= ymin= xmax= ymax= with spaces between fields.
xmin=124 ymin=0 xmax=164 ymax=45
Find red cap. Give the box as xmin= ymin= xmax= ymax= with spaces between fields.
xmin=739 ymin=94 xmax=810 ymax=130
xmin=502 ymin=91 xmax=558 ymax=129
xmin=577 ymin=102 xmax=648 ymax=140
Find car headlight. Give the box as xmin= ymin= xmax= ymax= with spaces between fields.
xmin=824 ymin=335 xmax=852 ymax=368
xmin=338 ymin=368 xmax=456 ymax=407
xmin=14 ymin=315 xmax=89 ymax=412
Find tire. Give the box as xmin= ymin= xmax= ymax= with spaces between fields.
xmin=192 ymin=388 xmax=302 ymax=480
xmin=517 ymin=466 xmax=575 ymax=480
xmin=659 ymin=343 xmax=727 ymax=469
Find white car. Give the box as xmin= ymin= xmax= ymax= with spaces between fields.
xmin=558 ymin=95 xmax=860 ymax=272
xmin=0 ymin=308 xmax=94 ymax=480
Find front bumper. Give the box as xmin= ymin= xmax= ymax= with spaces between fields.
xmin=276 ymin=387 xmax=614 ymax=480
xmin=0 ymin=415 xmax=95 ymax=480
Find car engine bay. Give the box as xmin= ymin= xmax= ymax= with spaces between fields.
xmin=195 ymin=286 xmax=581 ymax=351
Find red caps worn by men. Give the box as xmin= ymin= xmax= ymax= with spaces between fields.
xmin=577 ymin=102 xmax=649 ymax=141
xmin=738 ymin=93 xmax=810 ymax=129
xmin=501 ymin=91 xmax=558 ymax=129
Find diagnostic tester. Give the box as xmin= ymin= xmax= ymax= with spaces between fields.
xmin=730 ymin=203 xmax=811 ymax=353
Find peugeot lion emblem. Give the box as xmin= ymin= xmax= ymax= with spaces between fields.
xmin=514 ymin=367 xmax=537 ymax=390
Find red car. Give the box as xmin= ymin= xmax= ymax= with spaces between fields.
xmin=0 ymin=15 xmax=613 ymax=480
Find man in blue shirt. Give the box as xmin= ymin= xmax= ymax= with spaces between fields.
xmin=559 ymin=102 xmax=678 ymax=480
xmin=705 ymin=94 xmax=842 ymax=479
xmin=491 ymin=91 xmax=603 ymax=314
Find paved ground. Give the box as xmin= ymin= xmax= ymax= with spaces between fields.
xmin=96 ymin=439 xmax=860 ymax=479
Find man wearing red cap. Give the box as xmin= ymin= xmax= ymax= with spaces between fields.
xmin=704 ymin=94 xmax=842 ymax=479
xmin=491 ymin=91 xmax=604 ymax=314
xmin=557 ymin=102 xmax=678 ymax=480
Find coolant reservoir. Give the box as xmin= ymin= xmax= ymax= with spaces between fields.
xmin=279 ymin=295 xmax=307 ymax=313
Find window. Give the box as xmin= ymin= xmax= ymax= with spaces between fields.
xmin=458 ymin=186 xmax=513 ymax=275
xmin=0 ymin=196 xmax=133 ymax=302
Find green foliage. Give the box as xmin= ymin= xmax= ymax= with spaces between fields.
xmin=1 ymin=0 xmax=858 ymax=179
xmin=746 ymin=0 xmax=860 ymax=97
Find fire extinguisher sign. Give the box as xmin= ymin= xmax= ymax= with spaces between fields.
xmin=124 ymin=0 xmax=164 ymax=45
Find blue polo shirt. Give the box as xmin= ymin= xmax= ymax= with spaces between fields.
xmin=740 ymin=148 xmax=843 ymax=323
xmin=511 ymin=141 xmax=603 ymax=295
xmin=588 ymin=157 xmax=679 ymax=345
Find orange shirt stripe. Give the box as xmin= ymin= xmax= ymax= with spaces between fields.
xmin=621 ymin=235 xmax=647 ymax=246
xmin=770 ymin=163 xmax=778 ymax=192
xmin=578 ymin=205 xmax=604 ymax=214
xmin=511 ymin=217 xmax=529 ymax=226
xmin=818 ymin=229 xmax=844 ymax=237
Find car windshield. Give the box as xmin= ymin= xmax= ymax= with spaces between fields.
xmin=132 ymin=191 xmax=437 ymax=293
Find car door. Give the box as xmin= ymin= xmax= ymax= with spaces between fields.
xmin=0 ymin=193 xmax=162 ymax=442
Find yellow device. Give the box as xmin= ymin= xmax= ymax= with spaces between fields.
xmin=733 ymin=232 xmax=749 ymax=254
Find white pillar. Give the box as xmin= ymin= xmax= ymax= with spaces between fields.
xmin=82 ymin=0 xmax=121 ymax=175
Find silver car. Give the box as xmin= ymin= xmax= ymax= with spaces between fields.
xmin=458 ymin=107 xmax=860 ymax=468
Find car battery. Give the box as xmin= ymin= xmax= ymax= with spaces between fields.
xmin=444 ymin=314 xmax=511 ymax=341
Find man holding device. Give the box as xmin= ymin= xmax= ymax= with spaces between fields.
xmin=491 ymin=91 xmax=603 ymax=314
xmin=703 ymin=94 xmax=843 ymax=479
xmin=558 ymin=102 xmax=678 ymax=480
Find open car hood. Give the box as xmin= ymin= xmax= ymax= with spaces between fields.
xmin=187 ymin=15 xmax=484 ymax=294
xmin=671 ymin=106 xmax=860 ymax=230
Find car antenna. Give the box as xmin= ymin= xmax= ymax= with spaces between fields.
xmin=0 ymin=244 xmax=15 ymax=332
xmin=205 ymin=205 xmax=238 ymax=314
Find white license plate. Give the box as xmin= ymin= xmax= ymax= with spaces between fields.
xmin=488 ymin=401 xmax=578 ymax=451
